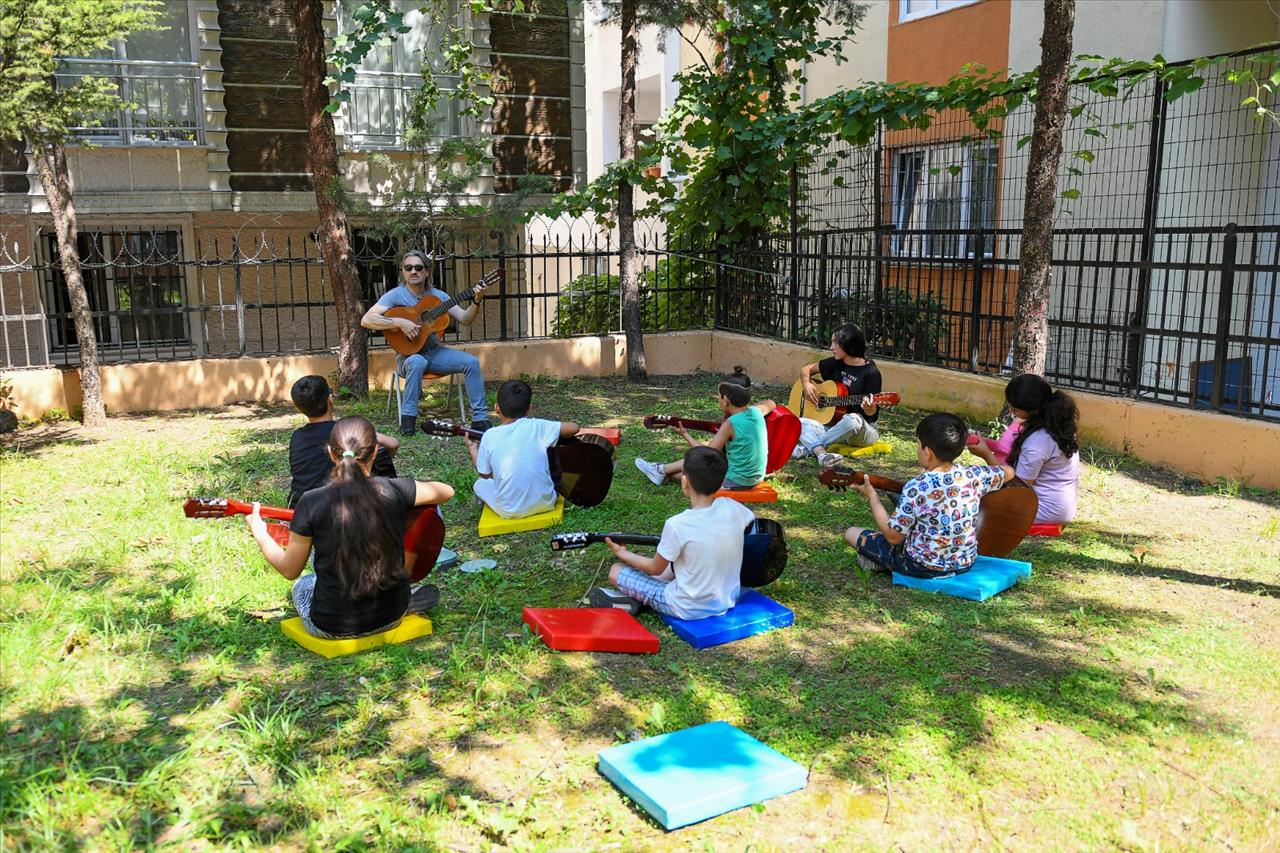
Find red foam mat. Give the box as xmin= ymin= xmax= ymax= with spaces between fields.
xmin=522 ymin=607 xmax=659 ymax=654
xmin=1028 ymin=523 xmax=1063 ymax=537
xmin=579 ymin=427 xmax=621 ymax=445
xmin=714 ymin=483 xmax=778 ymax=503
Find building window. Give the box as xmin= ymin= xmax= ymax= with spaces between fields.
xmin=889 ymin=141 xmax=997 ymax=257
xmin=45 ymin=229 xmax=190 ymax=353
xmin=899 ymin=0 xmax=981 ymax=23
xmin=57 ymin=1 xmax=201 ymax=145
xmin=339 ymin=0 xmax=463 ymax=149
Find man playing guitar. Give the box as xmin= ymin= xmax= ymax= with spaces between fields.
xmin=360 ymin=249 xmax=494 ymax=436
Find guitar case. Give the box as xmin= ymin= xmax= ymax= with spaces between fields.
xmin=548 ymin=433 xmax=616 ymax=508
xmin=740 ymin=517 xmax=787 ymax=588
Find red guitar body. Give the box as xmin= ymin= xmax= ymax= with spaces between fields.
xmin=642 ymin=405 xmax=801 ymax=475
xmin=182 ymin=497 xmax=445 ymax=583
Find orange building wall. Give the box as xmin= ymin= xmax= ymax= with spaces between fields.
xmin=887 ymin=0 xmax=1011 ymax=85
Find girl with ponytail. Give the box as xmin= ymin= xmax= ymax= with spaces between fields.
xmin=999 ymin=375 xmax=1081 ymax=524
xmin=245 ymin=416 xmax=454 ymax=638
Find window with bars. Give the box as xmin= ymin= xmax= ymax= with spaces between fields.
xmin=44 ymin=229 xmax=190 ymax=352
xmin=338 ymin=0 xmax=463 ymax=149
xmin=889 ymin=141 xmax=998 ymax=257
xmin=899 ymin=0 xmax=981 ymax=23
xmin=57 ymin=1 xmax=201 ymax=145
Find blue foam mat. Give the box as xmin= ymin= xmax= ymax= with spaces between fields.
xmin=661 ymin=590 xmax=793 ymax=649
xmin=597 ymin=721 xmax=808 ymax=830
xmin=893 ymin=555 xmax=1032 ymax=601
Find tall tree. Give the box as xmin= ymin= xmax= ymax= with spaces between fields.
xmin=294 ymin=0 xmax=368 ymax=396
xmin=616 ymin=0 xmax=645 ymax=378
xmin=1010 ymin=0 xmax=1076 ymax=376
xmin=0 ymin=0 xmax=161 ymax=427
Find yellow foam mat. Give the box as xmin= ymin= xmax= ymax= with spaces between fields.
xmin=478 ymin=496 xmax=566 ymax=537
xmin=829 ymin=440 xmax=893 ymax=458
xmin=280 ymin=614 xmax=432 ymax=658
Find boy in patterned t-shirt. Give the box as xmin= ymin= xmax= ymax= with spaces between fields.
xmin=843 ymin=413 xmax=1014 ymax=578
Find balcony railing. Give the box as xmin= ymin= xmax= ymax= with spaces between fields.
xmin=344 ymin=70 xmax=461 ymax=149
xmin=57 ymin=58 xmax=202 ymax=146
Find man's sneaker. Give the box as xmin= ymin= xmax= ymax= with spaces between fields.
xmin=588 ymin=586 xmax=642 ymax=615
xmin=816 ymin=450 xmax=843 ymax=468
xmin=399 ymin=415 xmax=417 ymax=436
xmin=469 ymin=419 xmax=493 ymax=434
xmin=408 ymin=583 xmax=440 ymax=613
xmin=635 ymin=457 xmax=667 ymax=486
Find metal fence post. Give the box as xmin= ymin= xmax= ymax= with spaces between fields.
xmin=713 ymin=246 xmax=724 ymax=329
xmin=1210 ymin=223 xmax=1238 ymax=411
xmin=495 ymin=230 xmax=508 ymax=340
xmin=968 ymin=230 xmax=986 ymax=373
xmin=816 ymin=232 xmax=829 ymax=346
xmin=232 ymin=235 xmax=246 ymax=356
xmin=789 ymin=163 xmax=800 ymax=341
xmin=1126 ymin=76 xmax=1168 ymax=395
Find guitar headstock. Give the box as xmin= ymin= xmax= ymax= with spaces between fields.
xmin=420 ymin=418 xmax=464 ymax=439
xmin=549 ymin=531 xmax=593 ymax=551
xmin=872 ymin=392 xmax=901 ymax=407
xmin=643 ymin=415 xmax=675 ymax=430
xmin=817 ymin=467 xmax=864 ymax=492
xmin=183 ymin=497 xmax=234 ymax=518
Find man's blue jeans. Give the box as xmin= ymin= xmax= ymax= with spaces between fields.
xmin=397 ymin=345 xmax=487 ymax=421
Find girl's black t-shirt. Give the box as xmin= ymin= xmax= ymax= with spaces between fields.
xmin=816 ymin=358 xmax=882 ymax=423
xmin=288 ymin=420 xmax=397 ymax=507
xmin=290 ymin=476 xmax=415 ymax=635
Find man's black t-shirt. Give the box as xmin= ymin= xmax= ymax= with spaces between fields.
xmin=290 ymin=476 xmax=416 ymax=636
xmin=288 ymin=421 xmax=397 ymax=507
xmin=816 ymin=357 xmax=883 ymax=423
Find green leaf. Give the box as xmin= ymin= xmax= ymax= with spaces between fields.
xmin=1061 ymin=188 xmax=1082 ymax=200
xmin=1016 ymin=135 xmax=1033 ymax=150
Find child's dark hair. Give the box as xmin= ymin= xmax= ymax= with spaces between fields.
xmin=683 ymin=446 xmax=728 ymax=495
xmin=832 ymin=323 xmax=867 ymax=359
xmin=326 ymin=416 xmax=405 ymax=599
xmin=497 ymin=379 xmax=532 ymax=419
xmin=1005 ymin=374 xmax=1080 ymax=465
xmin=915 ymin=412 xmax=968 ymax=462
xmin=291 ymin=374 xmax=330 ymax=418
xmin=718 ymin=366 xmax=752 ymax=408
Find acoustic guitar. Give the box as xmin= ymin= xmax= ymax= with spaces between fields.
xmin=816 ymin=467 xmax=1038 ymax=558
xmin=549 ymin=517 xmax=788 ymax=588
xmin=786 ymin=380 xmax=901 ymax=426
xmin=642 ymin=405 xmax=802 ymax=475
xmin=420 ymin=418 xmax=616 ymax=508
xmin=181 ymin=497 xmax=445 ymax=582
xmin=381 ymin=268 xmax=502 ymax=357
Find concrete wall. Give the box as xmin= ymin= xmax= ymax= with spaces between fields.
xmin=4 ymin=329 xmax=1277 ymax=487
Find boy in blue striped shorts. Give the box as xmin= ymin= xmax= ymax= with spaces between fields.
xmin=599 ymin=446 xmax=755 ymax=619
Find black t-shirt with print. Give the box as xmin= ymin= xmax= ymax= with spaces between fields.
xmin=288 ymin=420 xmax=397 ymax=507
xmin=290 ymin=476 xmax=416 ymax=636
xmin=816 ymin=357 xmax=882 ymax=423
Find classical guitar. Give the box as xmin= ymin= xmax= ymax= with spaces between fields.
xmin=642 ymin=405 xmax=802 ymax=475
xmin=816 ymin=467 xmax=1039 ymax=558
xmin=549 ymin=517 xmax=787 ymax=588
xmin=786 ymin=380 xmax=901 ymax=426
xmin=420 ymin=419 xmax=616 ymax=508
xmin=381 ymin=268 xmax=502 ymax=357
xmin=182 ymin=497 xmax=445 ymax=582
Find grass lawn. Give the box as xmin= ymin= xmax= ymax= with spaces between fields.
xmin=2 ymin=373 xmax=1278 ymax=851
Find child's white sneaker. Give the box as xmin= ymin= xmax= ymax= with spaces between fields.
xmin=816 ymin=450 xmax=843 ymax=468
xmin=635 ymin=457 xmax=667 ymax=486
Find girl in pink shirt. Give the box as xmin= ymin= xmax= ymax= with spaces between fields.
xmin=1001 ymin=375 xmax=1082 ymax=524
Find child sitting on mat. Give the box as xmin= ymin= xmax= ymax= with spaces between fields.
xmin=598 ymin=446 xmax=755 ymax=619
xmin=799 ymin=323 xmax=884 ymax=466
xmin=845 ymin=413 xmax=1013 ymax=579
xmin=246 ymin=416 xmax=454 ymax=638
xmin=635 ymin=366 xmax=775 ymax=490
xmin=465 ymin=379 xmax=580 ymax=519
xmin=1002 ymin=374 xmax=1081 ymax=525
xmin=287 ymin=375 xmax=400 ymax=508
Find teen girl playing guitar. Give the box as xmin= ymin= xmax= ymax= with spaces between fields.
xmin=244 ymin=416 xmax=455 ymax=639
xmin=798 ymin=323 xmax=884 ymax=467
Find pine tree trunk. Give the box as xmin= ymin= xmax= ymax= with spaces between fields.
xmin=617 ymin=0 xmax=647 ymax=380
xmin=32 ymin=139 xmax=106 ymax=427
xmin=294 ymin=0 xmax=368 ymax=396
xmin=1011 ymin=0 xmax=1075 ymax=376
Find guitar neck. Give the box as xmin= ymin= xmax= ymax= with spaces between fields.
xmin=821 ymin=394 xmax=870 ymax=407
xmin=652 ymin=416 xmax=720 ymax=433
xmin=550 ymin=532 xmax=660 ymax=550
xmin=420 ymin=272 xmax=496 ymax=324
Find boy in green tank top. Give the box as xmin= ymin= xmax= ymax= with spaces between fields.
xmin=636 ymin=367 xmax=775 ymax=489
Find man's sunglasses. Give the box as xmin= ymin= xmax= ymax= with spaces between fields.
xmin=402 ymin=264 xmax=427 ymax=272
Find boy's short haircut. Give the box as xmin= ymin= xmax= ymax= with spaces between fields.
xmin=683 ymin=446 xmax=728 ymax=495
xmin=497 ymin=379 xmax=532 ymax=419
xmin=916 ymin=412 xmax=967 ymax=462
xmin=718 ymin=365 xmax=752 ymax=408
xmin=832 ymin=323 xmax=867 ymax=358
xmin=291 ymin=374 xmax=331 ymax=418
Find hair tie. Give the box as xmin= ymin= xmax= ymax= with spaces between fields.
xmin=341 ymin=450 xmax=356 ymax=459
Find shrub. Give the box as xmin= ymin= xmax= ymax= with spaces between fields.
xmin=551 ymin=258 xmax=712 ymax=337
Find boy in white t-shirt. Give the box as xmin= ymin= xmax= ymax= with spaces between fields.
xmin=598 ymin=446 xmax=755 ymax=620
xmin=465 ymin=379 xmax=580 ymax=518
